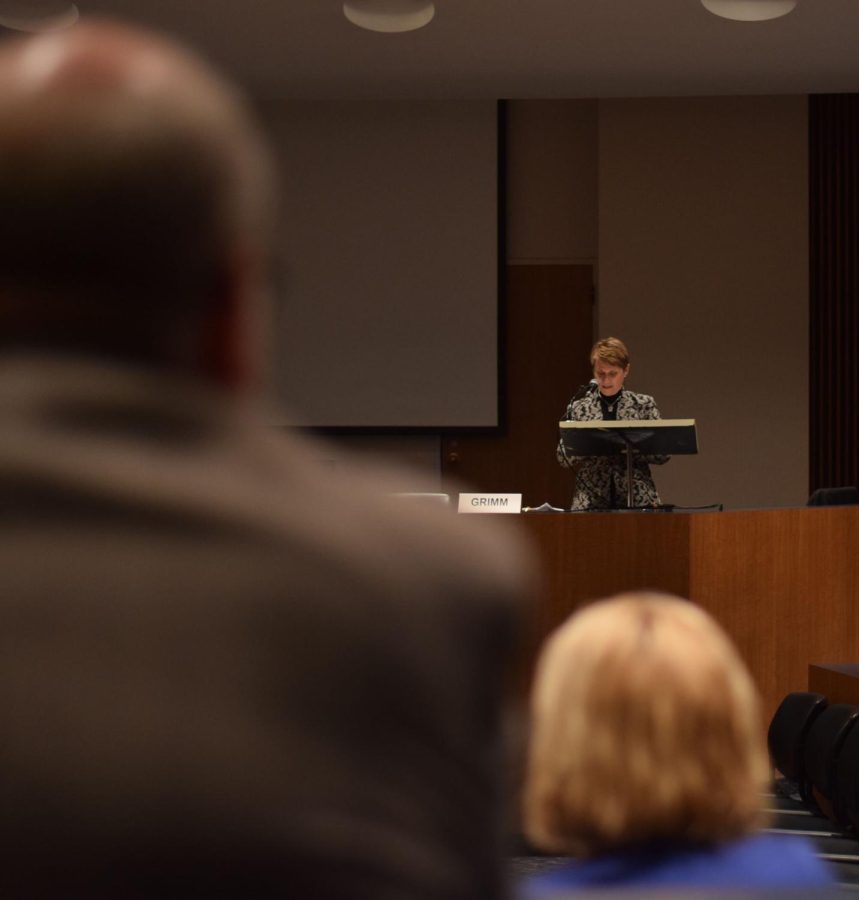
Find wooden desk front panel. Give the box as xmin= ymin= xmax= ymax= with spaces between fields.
xmin=808 ymin=664 xmax=859 ymax=707
xmin=520 ymin=512 xmax=692 ymax=639
xmin=689 ymin=507 xmax=859 ymax=720
xmin=519 ymin=507 xmax=859 ymax=722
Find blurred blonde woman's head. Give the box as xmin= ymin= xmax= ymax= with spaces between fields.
xmin=524 ymin=592 xmax=768 ymax=856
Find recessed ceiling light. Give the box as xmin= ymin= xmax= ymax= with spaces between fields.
xmin=0 ymin=0 xmax=78 ymax=32
xmin=343 ymin=0 xmax=435 ymax=34
xmin=701 ymin=0 xmax=797 ymax=21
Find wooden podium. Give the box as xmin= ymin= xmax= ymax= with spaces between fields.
xmin=513 ymin=505 xmax=859 ymax=721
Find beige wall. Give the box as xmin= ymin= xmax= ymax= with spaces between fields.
xmin=506 ymin=100 xmax=597 ymax=263
xmin=598 ymin=96 xmax=809 ymax=509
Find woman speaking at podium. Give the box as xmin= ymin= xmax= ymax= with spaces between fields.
xmin=556 ymin=337 xmax=669 ymax=510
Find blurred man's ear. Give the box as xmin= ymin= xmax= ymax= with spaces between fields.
xmin=201 ymin=245 xmax=261 ymax=390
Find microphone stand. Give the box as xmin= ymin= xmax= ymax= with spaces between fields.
xmin=621 ymin=433 xmax=635 ymax=509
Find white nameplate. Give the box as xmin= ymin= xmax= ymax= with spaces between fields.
xmin=457 ymin=493 xmax=522 ymax=514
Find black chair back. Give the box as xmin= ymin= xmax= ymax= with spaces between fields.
xmin=833 ymin=720 xmax=859 ymax=831
xmin=803 ymin=702 xmax=859 ymax=822
xmin=768 ymin=691 xmax=828 ymax=784
xmin=808 ymin=486 xmax=859 ymax=506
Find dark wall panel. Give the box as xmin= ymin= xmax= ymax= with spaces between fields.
xmin=809 ymin=94 xmax=859 ymax=493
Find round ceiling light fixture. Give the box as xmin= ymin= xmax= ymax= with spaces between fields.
xmin=0 ymin=0 xmax=78 ymax=31
xmin=701 ymin=0 xmax=797 ymax=21
xmin=343 ymin=0 xmax=435 ymax=33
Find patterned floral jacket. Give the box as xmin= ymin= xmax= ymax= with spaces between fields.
xmin=556 ymin=389 xmax=670 ymax=510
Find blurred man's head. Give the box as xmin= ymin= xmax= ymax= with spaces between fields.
xmin=0 ymin=21 xmax=276 ymax=386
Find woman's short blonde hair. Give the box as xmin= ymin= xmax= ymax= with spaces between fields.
xmin=590 ymin=337 xmax=630 ymax=369
xmin=524 ymin=592 xmax=768 ymax=856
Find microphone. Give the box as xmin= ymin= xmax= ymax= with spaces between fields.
xmin=572 ymin=379 xmax=599 ymax=401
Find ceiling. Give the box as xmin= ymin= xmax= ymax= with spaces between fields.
xmin=34 ymin=0 xmax=859 ymax=99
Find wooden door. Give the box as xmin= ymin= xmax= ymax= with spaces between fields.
xmin=442 ymin=264 xmax=594 ymax=508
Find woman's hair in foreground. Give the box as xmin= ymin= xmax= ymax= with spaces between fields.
xmin=524 ymin=591 xmax=768 ymax=856
xmin=590 ymin=336 xmax=630 ymax=369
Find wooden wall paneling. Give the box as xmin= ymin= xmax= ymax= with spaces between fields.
xmin=441 ymin=264 xmax=593 ymax=508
